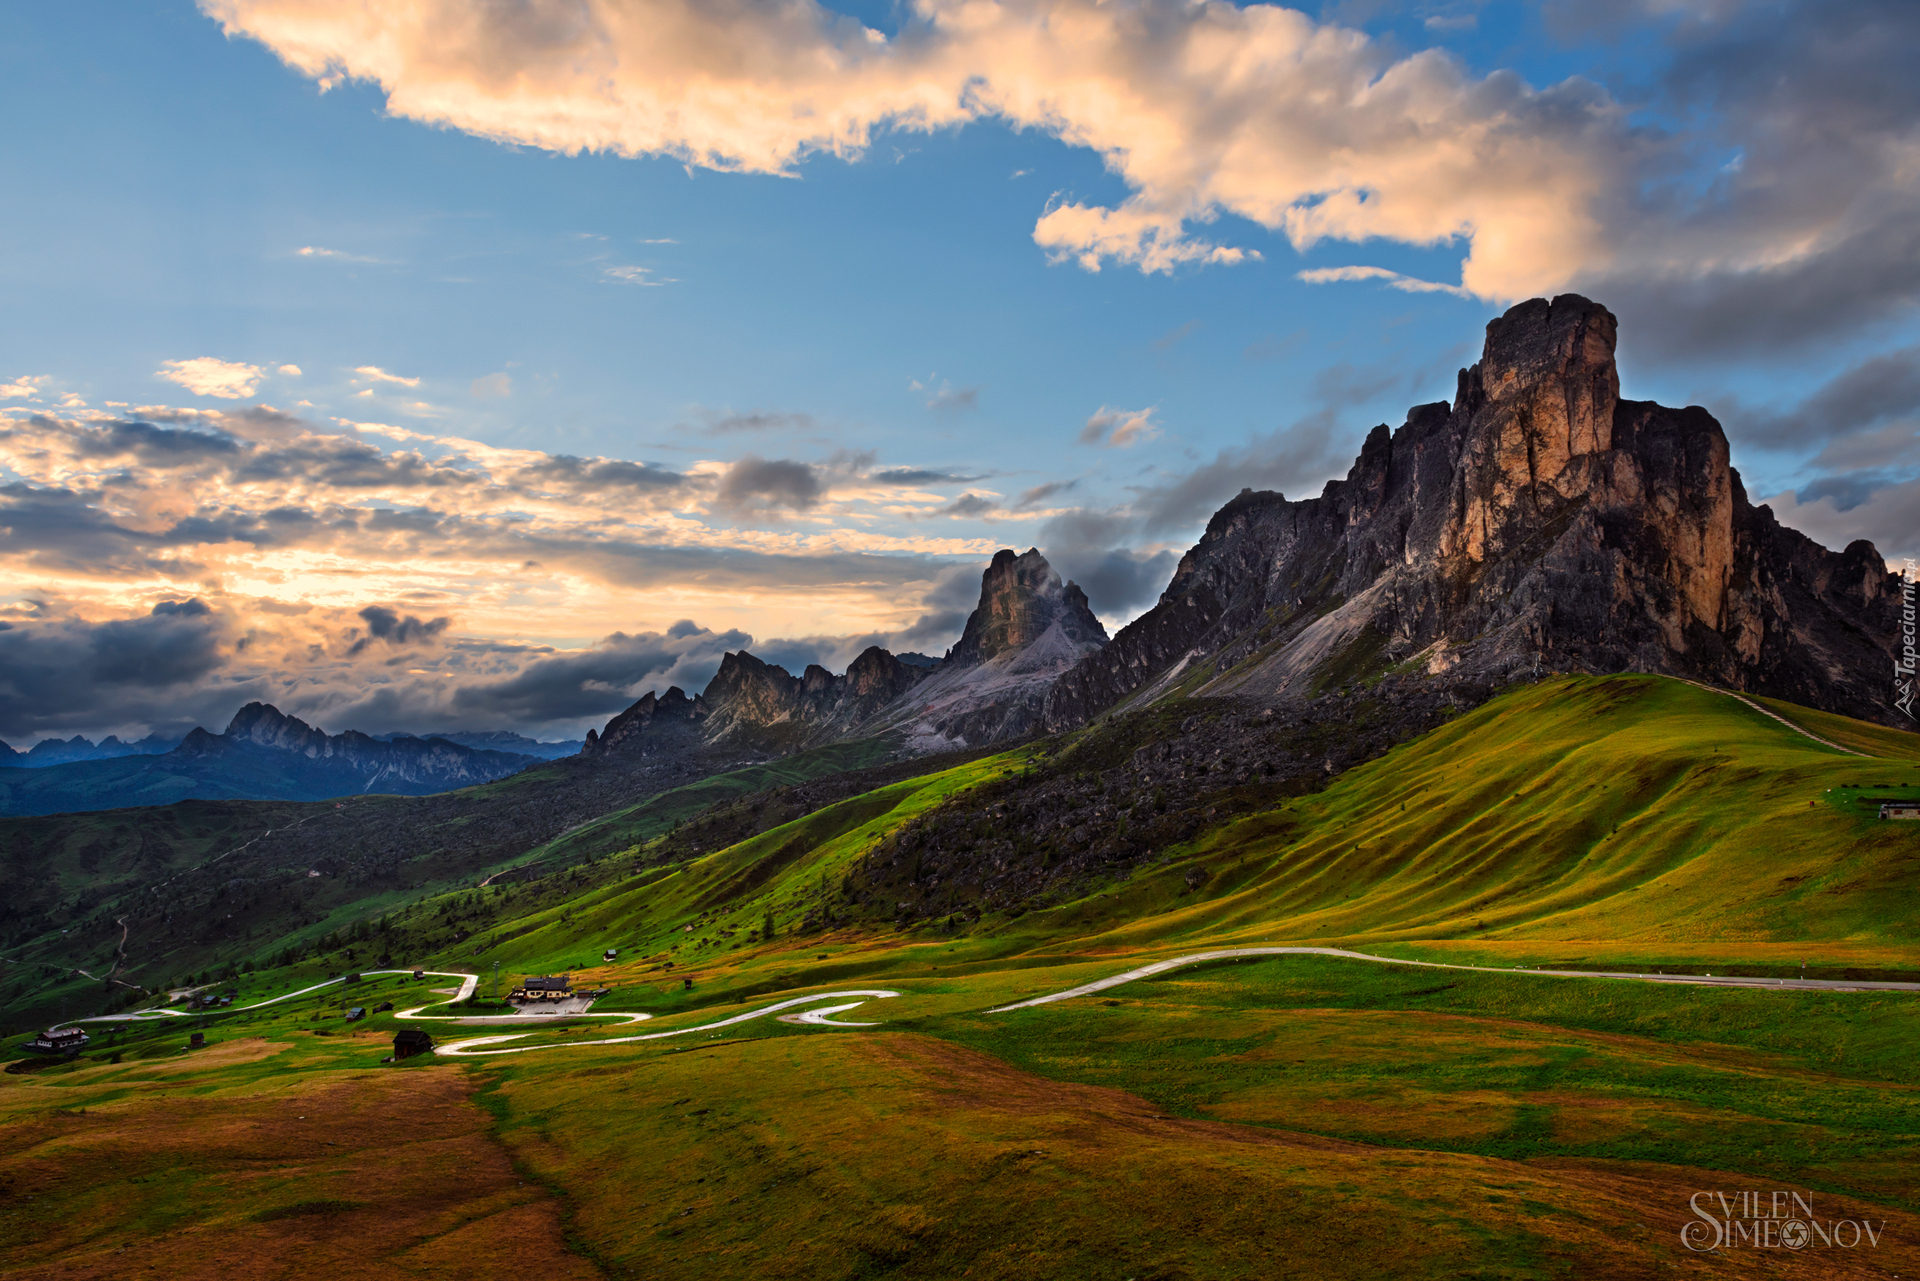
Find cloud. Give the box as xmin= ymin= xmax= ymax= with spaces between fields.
xmin=0 ymin=376 xmax=50 ymax=400
xmin=1078 ymin=405 xmax=1158 ymax=448
xmin=1152 ymin=320 xmax=1201 ymax=352
xmin=870 ymin=467 xmax=981 ymax=486
xmin=157 ymin=358 xmax=264 ymax=399
xmin=346 ymin=603 xmax=451 ymax=655
xmin=206 ymin=0 xmax=1920 ymax=353
xmin=470 ymin=372 xmax=512 ymax=399
xmin=603 ymin=264 xmax=670 ymax=285
xmin=713 ymin=455 xmax=824 ymax=516
xmin=917 ymin=381 xmax=978 ymax=413
xmin=355 ymin=365 xmax=421 ymax=387
xmin=0 ymin=601 xmax=229 ymax=740
xmin=1759 ymin=479 xmax=1920 ymax=564
xmin=194 ymin=0 xmax=1604 ymax=296
xmin=0 ymin=403 xmax=1013 ymax=736
xmin=1296 ymin=266 xmax=1474 ymax=297
xmin=448 ymin=622 xmax=751 ymax=720
xmin=296 ymin=245 xmax=386 ymax=263
xmin=277 ymin=364 xmax=303 ymax=376
xmin=935 ymin=494 xmax=997 ymax=519
xmin=1722 ymin=343 xmax=1920 ymax=458
xmin=1015 ymin=480 xmax=1076 ymax=509
xmin=1035 ymin=508 xmax=1179 ymax=617
xmin=697 ymin=410 xmax=818 ymax=435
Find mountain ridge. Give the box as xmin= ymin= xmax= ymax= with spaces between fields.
xmin=1045 ymin=294 xmax=1906 ymax=729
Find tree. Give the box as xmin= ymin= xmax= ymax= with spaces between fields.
xmin=763 ymin=909 xmax=776 ymax=940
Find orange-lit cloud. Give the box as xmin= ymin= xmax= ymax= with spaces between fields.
xmin=0 ymin=403 xmax=1007 ymax=739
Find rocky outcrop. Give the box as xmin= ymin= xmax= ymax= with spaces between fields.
xmin=585 ymin=548 xmax=1108 ymax=756
xmin=580 ymin=687 xmax=710 ymax=757
xmin=1046 ymin=294 xmax=1906 ymax=727
xmin=697 ymin=647 xmax=929 ymax=750
xmin=873 ymin=548 xmax=1109 ymax=746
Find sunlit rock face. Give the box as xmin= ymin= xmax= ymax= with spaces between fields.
xmin=1046 ymin=294 xmax=1904 ymax=728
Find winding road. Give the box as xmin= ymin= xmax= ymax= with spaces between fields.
xmin=983 ymin=946 xmax=1920 ymax=1011
xmin=53 ymin=946 xmax=1918 ymax=1059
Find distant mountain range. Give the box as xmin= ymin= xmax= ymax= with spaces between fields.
xmin=0 ymin=705 xmax=543 ymax=817
xmin=0 ymin=734 xmax=181 ymax=767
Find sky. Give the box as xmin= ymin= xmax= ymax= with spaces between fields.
xmin=2 ymin=0 xmax=1918 ymax=745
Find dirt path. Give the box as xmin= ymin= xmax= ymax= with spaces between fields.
xmin=1677 ymin=677 xmax=1871 ymax=756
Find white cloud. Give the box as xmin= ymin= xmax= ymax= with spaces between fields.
xmin=1296 ymin=265 xmax=1474 ymax=297
xmin=1079 ymin=405 xmax=1159 ymax=448
xmin=156 ymin=357 xmax=264 ymax=399
xmin=200 ymin=0 xmax=1920 ymax=340
xmin=278 ymin=364 xmax=303 ymax=376
xmin=296 ymin=245 xmax=386 ymax=263
xmin=200 ymin=0 xmax=1627 ymax=297
xmin=603 ymin=265 xmax=670 ymax=285
xmin=0 ymin=375 xmax=50 ymax=400
xmin=354 ymin=365 xmax=421 ymax=387
xmin=470 ymin=372 xmax=512 ymax=399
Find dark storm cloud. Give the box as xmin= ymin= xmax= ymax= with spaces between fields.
xmin=347 ymin=604 xmax=452 ymax=655
xmin=713 ymin=455 xmax=823 ymax=515
xmin=0 ymin=602 xmax=228 ymax=740
xmin=448 ymin=621 xmax=752 ymax=720
xmin=1581 ymin=0 xmax=1920 ymax=358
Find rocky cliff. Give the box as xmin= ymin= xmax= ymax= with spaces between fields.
xmin=696 ymin=647 xmax=929 ymax=751
xmin=1046 ymin=294 xmax=1904 ymax=727
xmin=579 ymin=686 xmax=710 ymax=757
xmin=873 ymin=548 xmax=1109 ymax=747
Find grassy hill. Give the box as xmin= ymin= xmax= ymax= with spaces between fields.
xmin=9 ymin=674 xmax=1920 ymax=1279
xmin=333 ymin=674 xmax=1920 ymax=996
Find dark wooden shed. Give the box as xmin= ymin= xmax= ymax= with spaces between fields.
xmin=393 ymin=1029 xmax=434 ymax=1060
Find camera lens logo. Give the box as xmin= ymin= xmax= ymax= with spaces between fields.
xmin=1780 ymin=1220 xmax=1810 ymax=1250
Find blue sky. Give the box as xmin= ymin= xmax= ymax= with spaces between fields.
xmin=2 ymin=0 xmax=1917 ymax=742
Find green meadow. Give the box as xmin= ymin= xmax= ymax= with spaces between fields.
xmin=6 ymin=674 xmax=1920 ymax=1278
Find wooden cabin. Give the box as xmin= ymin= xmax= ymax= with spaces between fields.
xmin=392 ymin=1029 xmax=434 ymax=1060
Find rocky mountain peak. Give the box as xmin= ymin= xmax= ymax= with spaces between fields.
xmin=1045 ymin=294 xmax=1905 ymax=728
xmin=948 ymin=548 xmax=1107 ymax=666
